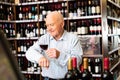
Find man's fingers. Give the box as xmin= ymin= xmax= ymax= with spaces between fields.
xmin=46 ymin=60 xmax=49 ymax=67
xmin=38 ymin=57 xmax=49 ymax=68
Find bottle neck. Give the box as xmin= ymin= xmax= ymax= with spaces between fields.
xmin=83 ymin=58 xmax=88 ymax=70
xmin=104 ymin=57 xmax=109 ymax=70
xmin=72 ymin=57 xmax=77 ymax=69
xmin=68 ymin=58 xmax=72 ymax=70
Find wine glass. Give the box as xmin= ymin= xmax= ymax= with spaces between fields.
xmin=40 ymin=44 xmax=48 ymax=50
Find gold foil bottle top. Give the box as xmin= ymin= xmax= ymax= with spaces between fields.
xmin=68 ymin=58 xmax=72 ymax=70
xmin=83 ymin=58 xmax=88 ymax=69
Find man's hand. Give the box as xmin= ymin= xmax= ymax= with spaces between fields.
xmin=46 ymin=48 xmax=60 ymax=58
xmin=38 ymin=57 xmax=49 ymax=68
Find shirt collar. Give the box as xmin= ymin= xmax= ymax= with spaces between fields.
xmin=50 ymin=30 xmax=67 ymax=41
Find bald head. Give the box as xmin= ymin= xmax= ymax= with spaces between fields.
xmin=44 ymin=11 xmax=65 ymax=40
xmin=45 ymin=11 xmax=64 ymax=24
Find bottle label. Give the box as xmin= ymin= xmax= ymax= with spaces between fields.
xmin=19 ymin=13 xmax=22 ymax=19
xmin=95 ymin=66 xmax=99 ymax=73
xmin=92 ymin=7 xmax=95 ymax=14
xmin=96 ymin=6 xmax=100 ymax=14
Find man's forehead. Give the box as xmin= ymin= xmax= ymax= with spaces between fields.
xmin=45 ymin=16 xmax=57 ymax=23
xmin=47 ymin=11 xmax=60 ymax=17
xmin=46 ymin=14 xmax=57 ymax=20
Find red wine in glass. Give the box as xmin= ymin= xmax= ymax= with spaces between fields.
xmin=40 ymin=44 xmax=48 ymax=50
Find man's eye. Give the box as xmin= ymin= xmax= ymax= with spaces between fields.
xmin=50 ymin=24 xmax=54 ymax=26
xmin=46 ymin=23 xmax=54 ymax=27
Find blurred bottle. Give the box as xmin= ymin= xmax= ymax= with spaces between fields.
xmin=82 ymin=58 xmax=93 ymax=80
xmin=102 ymin=57 xmax=113 ymax=80
xmin=65 ymin=58 xmax=75 ymax=80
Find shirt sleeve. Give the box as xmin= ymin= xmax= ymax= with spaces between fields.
xmin=25 ymin=38 xmax=44 ymax=63
xmin=57 ymin=35 xmax=83 ymax=67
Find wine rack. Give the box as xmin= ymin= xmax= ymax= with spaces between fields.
xmin=0 ymin=0 xmax=120 ymax=80
xmin=107 ymin=1 xmax=120 ymax=80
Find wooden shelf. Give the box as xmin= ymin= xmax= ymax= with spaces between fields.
xmin=110 ymin=58 xmax=120 ymax=72
xmin=108 ymin=47 xmax=120 ymax=55
xmin=0 ymin=20 xmax=15 ymax=23
xmin=78 ymin=35 xmax=102 ymax=38
xmin=16 ymin=0 xmax=68 ymax=6
xmin=82 ymin=54 xmax=103 ymax=58
xmin=108 ymin=0 xmax=120 ymax=9
xmin=7 ymin=37 xmax=39 ymax=40
xmin=15 ymin=20 xmax=38 ymax=23
xmin=68 ymin=15 xmax=102 ymax=20
xmin=107 ymin=16 xmax=120 ymax=22
xmin=21 ymin=71 xmax=40 ymax=74
xmin=0 ymin=1 xmax=14 ymax=5
xmin=108 ymin=34 xmax=120 ymax=37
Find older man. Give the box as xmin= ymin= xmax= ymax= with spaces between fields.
xmin=25 ymin=11 xmax=83 ymax=80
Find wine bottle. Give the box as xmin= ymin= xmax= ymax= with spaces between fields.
xmin=88 ymin=58 xmax=94 ymax=73
xmin=7 ymin=6 xmax=13 ymax=21
xmin=19 ymin=7 xmax=23 ymax=20
xmin=0 ymin=4 xmax=5 ymax=20
xmin=94 ymin=58 xmax=102 ymax=74
xmin=88 ymin=0 xmax=92 ymax=16
xmin=82 ymin=58 xmax=93 ymax=80
xmin=17 ymin=41 xmax=21 ymax=54
xmin=96 ymin=18 xmax=102 ymax=35
xmin=89 ymin=19 xmax=94 ymax=35
xmin=81 ymin=20 xmax=88 ymax=35
xmin=72 ymin=57 xmax=82 ymax=80
xmin=91 ymin=0 xmax=96 ymax=15
xmin=95 ymin=0 xmax=101 ymax=15
xmin=93 ymin=58 xmax=102 ymax=80
xmin=65 ymin=58 xmax=74 ymax=80
xmin=11 ymin=41 xmax=16 ymax=55
xmin=102 ymin=57 xmax=114 ymax=80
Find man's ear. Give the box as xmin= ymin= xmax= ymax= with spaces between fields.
xmin=62 ymin=22 xmax=64 ymax=28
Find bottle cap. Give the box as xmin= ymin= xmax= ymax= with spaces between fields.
xmin=104 ymin=57 xmax=109 ymax=70
xmin=72 ymin=57 xmax=77 ymax=68
xmin=68 ymin=58 xmax=72 ymax=70
xmin=83 ymin=58 xmax=88 ymax=69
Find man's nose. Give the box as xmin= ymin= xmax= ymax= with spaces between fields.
xmin=47 ymin=27 xmax=52 ymax=32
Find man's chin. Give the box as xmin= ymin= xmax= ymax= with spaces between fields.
xmin=50 ymin=34 xmax=55 ymax=37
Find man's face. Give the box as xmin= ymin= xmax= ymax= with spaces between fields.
xmin=45 ymin=17 xmax=63 ymax=39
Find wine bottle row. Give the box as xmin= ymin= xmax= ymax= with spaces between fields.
xmin=68 ymin=0 xmax=101 ymax=18
xmin=1 ymin=17 xmax=102 ymax=39
xmin=16 ymin=22 xmax=46 ymax=38
xmin=0 ymin=23 xmax=15 ymax=38
xmin=17 ymin=2 xmax=67 ymax=20
xmin=0 ymin=4 xmax=14 ymax=20
xmin=69 ymin=18 xmax=101 ymax=35
xmin=9 ymin=40 xmax=36 ymax=55
xmin=110 ymin=50 xmax=119 ymax=67
xmin=18 ymin=56 xmax=40 ymax=71
xmin=65 ymin=57 xmax=114 ymax=80
xmin=17 ymin=0 xmax=101 ymax=20
xmin=17 ymin=5 xmax=38 ymax=20
xmin=19 ymin=0 xmax=66 ymax=3
xmin=0 ymin=0 xmax=14 ymax=3
xmin=108 ymin=19 xmax=120 ymax=34
xmin=17 ymin=23 xmax=39 ymax=38
xmin=24 ymin=74 xmax=40 ymax=80
xmin=17 ymin=40 xmax=36 ymax=54
xmin=107 ymin=3 xmax=120 ymax=18
xmin=39 ymin=2 xmax=67 ymax=20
